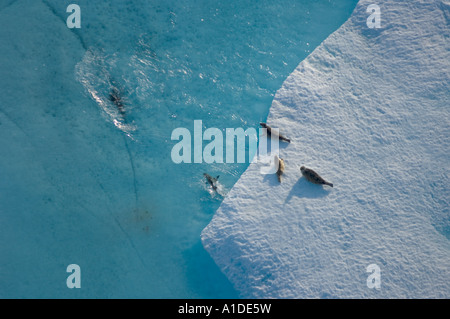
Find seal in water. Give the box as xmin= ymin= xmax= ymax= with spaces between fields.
xmin=300 ymin=166 xmax=333 ymax=187
xmin=204 ymin=173 xmax=220 ymax=191
xmin=260 ymin=122 xmax=291 ymax=143
xmin=108 ymin=86 xmax=126 ymax=117
xmin=275 ymin=155 xmax=285 ymax=183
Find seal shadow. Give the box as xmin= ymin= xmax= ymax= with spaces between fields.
xmin=285 ymin=177 xmax=331 ymax=203
xmin=263 ymin=172 xmax=281 ymax=187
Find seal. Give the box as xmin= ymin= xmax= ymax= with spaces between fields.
xmin=204 ymin=173 xmax=220 ymax=191
xmin=276 ymin=155 xmax=285 ymax=183
xmin=108 ymin=87 xmax=126 ymax=117
xmin=300 ymin=166 xmax=333 ymax=187
xmin=260 ymin=122 xmax=291 ymax=143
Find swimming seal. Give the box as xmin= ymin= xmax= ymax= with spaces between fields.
xmin=260 ymin=122 xmax=291 ymax=143
xmin=108 ymin=87 xmax=126 ymax=117
xmin=204 ymin=173 xmax=220 ymax=191
xmin=300 ymin=166 xmax=333 ymax=187
xmin=276 ymin=155 xmax=285 ymax=183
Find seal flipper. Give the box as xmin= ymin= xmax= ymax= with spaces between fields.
xmin=280 ymin=136 xmax=291 ymax=143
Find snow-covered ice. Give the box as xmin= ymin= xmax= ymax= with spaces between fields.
xmin=202 ymin=0 xmax=450 ymax=298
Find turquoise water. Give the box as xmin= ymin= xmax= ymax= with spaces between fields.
xmin=1 ymin=0 xmax=358 ymax=298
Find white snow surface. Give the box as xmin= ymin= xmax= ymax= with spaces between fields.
xmin=201 ymin=0 xmax=450 ymax=298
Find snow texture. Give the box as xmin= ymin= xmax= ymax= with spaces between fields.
xmin=202 ymin=0 xmax=450 ymax=298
